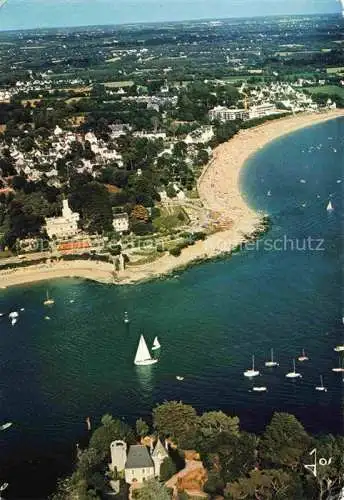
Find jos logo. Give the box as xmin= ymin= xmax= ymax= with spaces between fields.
xmin=304 ymin=448 xmax=333 ymax=478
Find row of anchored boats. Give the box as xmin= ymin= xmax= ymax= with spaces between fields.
xmin=243 ymin=343 xmax=344 ymax=393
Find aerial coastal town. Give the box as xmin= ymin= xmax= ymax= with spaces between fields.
xmin=0 ymin=10 xmax=344 ymax=500
xmin=0 ymin=14 xmax=343 ymax=288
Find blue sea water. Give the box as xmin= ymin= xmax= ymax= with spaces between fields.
xmin=0 ymin=118 xmax=343 ymax=498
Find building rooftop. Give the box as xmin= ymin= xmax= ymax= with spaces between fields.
xmin=125 ymin=445 xmax=154 ymax=469
xmin=152 ymin=438 xmax=168 ymax=459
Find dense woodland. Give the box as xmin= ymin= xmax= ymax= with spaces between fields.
xmin=51 ymin=402 xmax=344 ymax=500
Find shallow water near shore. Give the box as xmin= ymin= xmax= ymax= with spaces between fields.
xmin=0 ymin=118 xmax=343 ymax=498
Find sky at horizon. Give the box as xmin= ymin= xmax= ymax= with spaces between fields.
xmin=0 ymin=0 xmax=341 ymax=31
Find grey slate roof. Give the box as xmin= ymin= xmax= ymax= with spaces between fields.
xmin=125 ymin=445 xmax=154 ymax=469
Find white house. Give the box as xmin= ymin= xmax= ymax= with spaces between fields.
xmin=124 ymin=445 xmax=155 ymax=484
xmin=209 ymin=106 xmax=249 ymax=122
xmin=110 ymin=440 xmax=168 ymax=485
xmin=45 ymin=199 xmax=80 ymax=239
xmin=112 ymin=213 xmax=129 ymax=233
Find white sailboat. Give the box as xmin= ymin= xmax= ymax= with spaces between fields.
xmin=298 ymin=349 xmax=309 ymax=362
xmin=265 ymin=348 xmax=279 ymax=367
xmin=43 ymin=291 xmax=54 ymax=306
xmin=285 ymin=359 xmax=302 ymax=379
xmin=332 ymin=358 xmax=344 ymax=373
xmin=244 ymin=355 xmax=260 ymax=378
xmin=151 ymin=336 xmax=161 ymax=351
xmin=134 ymin=335 xmax=158 ymax=366
xmin=326 ymin=200 xmax=334 ymax=212
xmin=315 ymin=375 xmax=327 ymax=392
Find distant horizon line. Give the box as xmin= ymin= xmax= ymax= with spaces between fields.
xmin=0 ymin=11 xmax=341 ymax=34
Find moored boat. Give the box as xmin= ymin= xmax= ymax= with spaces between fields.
xmin=244 ymin=355 xmax=260 ymax=378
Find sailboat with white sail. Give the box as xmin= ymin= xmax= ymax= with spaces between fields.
xmin=265 ymin=348 xmax=279 ymax=367
xmin=326 ymin=200 xmax=334 ymax=212
xmin=285 ymin=359 xmax=302 ymax=378
xmin=315 ymin=375 xmax=327 ymax=392
xmin=244 ymin=355 xmax=259 ymax=378
xmin=151 ymin=336 xmax=161 ymax=351
xmin=134 ymin=335 xmax=158 ymax=366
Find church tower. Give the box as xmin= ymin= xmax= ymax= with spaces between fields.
xmin=151 ymin=438 xmax=168 ymax=478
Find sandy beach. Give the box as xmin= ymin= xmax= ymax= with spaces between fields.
xmin=1 ymin=109 xmax=343 ymax=289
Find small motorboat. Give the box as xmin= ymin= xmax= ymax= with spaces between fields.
xmin=334 ymin=346 xmax=344 ymax=352
xmin=44 ymin=316 xmax=51 ymax=321
xmin=252 ymin=386 xmax=267 ymax=392
xmin=124 ymin=312 xmax=129 ymax=324
xmin=176 ymin=376 xmax=184 ymax=381
xmin=11 ymin=318 xmax=17 ymax=326
xmin=0 ymin=422 xmax=12 ymax=431
xmin=20 ymin=308 xmax=25 ymax=312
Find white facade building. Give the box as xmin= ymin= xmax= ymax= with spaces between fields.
xmin=110 ymin=440 xmax=168 ymax=485
xmin=112 ymin=213 xmax=129 ymax=233
xmin=209 ymin=106 xmax=249 ymax=122
xmin=124 ymin=445 xmax=155 ymax=484
xmin=45 ymin=199 xmax=80 ymax=239
xmin=248 ymin=102 xmax=277 ymax=119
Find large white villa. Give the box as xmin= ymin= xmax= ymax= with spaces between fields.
xmin=45 ymin=199 xmax=80 ymax=239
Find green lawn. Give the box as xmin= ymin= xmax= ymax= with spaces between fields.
xmin=104 ymin=81 xmax=134 ymax=88
xmin=307 ymin=86 xmax=344 ymax=98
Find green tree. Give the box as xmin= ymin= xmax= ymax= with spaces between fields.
xmin=259 ymin=413 xmax=310 ymax=470
xmin=198 ymin=411 xmax=240 ymax=437
xmin=225 ymin=468 xmax=301 ymax=500
xmin=70 ymin=181 xmax=113 ymax=233
xmin=89 ymin=414 xmax=135 ymax=459
xmin=309 ymin=435 xmax=344 ymax=500
xmin=136 ymin=418 xmax=149 ymax=438
xmin=152 ymin=401 xmax=198 ymax=447
xmin=133 ymin=479 xmax=171 ymax=500
xmin=159 ymin=456 xmax=177 ymax=482
xmin=166 ymin=184 xmax=177 ymax=198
